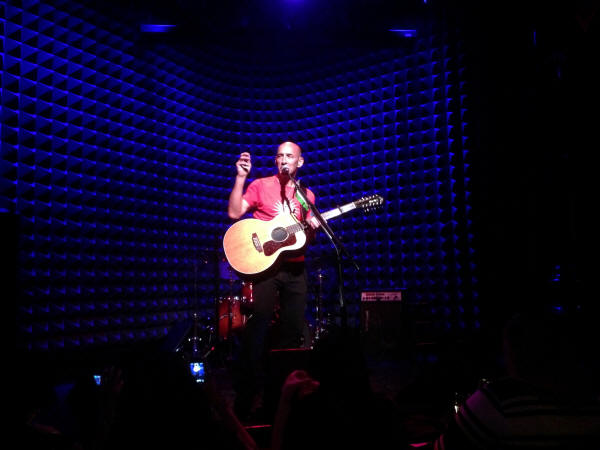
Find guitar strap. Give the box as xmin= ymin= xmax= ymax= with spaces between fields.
xmin=281 ymin=178 xmax=310 ymax=223
xmin=295 ymin=181 xmax=310 ymax=222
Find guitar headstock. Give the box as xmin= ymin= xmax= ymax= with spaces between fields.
xmin=354 ymin=194 xmax=384 ymax=213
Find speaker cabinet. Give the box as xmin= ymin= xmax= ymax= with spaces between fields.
xmin=360 ymin=299 xmax=404 ymax=353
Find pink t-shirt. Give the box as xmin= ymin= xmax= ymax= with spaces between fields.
xmin=243 ymin=175 xmax=315 ymax=263
xmin=243 ymin=175 xmax=315 ymax=222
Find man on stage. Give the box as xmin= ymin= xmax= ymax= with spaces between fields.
xmin=227 ymin=141 xmax=319 ymax=421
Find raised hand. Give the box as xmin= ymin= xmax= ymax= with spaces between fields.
xmin=280 ymin=369 xmax=320 ymax=403
xmin=236 ymin=152 xmax=252 ymax=176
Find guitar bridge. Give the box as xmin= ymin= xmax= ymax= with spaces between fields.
xmin=252 ymin=233 xmax=263 ymax=253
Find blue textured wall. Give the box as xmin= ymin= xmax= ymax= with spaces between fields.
xmin=2 ymin=1 xmax=476 ymax=351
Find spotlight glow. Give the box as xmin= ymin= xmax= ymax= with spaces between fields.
xmin=140 ymin=24 xmax=177 ymax=33
xmin=389 ymin=29 xmax=417 ymax=38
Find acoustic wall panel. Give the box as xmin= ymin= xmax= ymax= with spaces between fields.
xmin=2 ymin=1 xmax=477 ymax=351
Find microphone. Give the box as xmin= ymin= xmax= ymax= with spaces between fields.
xmin=281 ymin=166 xmax=289 ymax=173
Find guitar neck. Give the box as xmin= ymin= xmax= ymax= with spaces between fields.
xmin=321 ymin=202 xmax=357 ymax=221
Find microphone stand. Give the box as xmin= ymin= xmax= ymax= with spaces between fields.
xmin=286 ymin=170 xmax=359 ymax=330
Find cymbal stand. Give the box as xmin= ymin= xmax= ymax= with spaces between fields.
xmin=226 ymin=275 xmax=235 ymax=340
xmin=314 ymin=267 xmax=325 ymax=342
xmin=190 ymin=310 xmax=201 ymax=359
xmin=215 ymin=272 xmax=237 ymax=364
xmin=189 ymin=260 xmax=203 ymax=360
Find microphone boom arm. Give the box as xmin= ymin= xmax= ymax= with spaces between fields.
xmin=287 ymin=171 xmax=358 ymax=328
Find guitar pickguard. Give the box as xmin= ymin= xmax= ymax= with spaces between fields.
xmin=263 ymin=234 xmax=297 ymax=256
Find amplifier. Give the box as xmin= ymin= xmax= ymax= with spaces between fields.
xmin=360 ymin=290 xmax=402 ymax=302
xmin=360 ymin=291 xmax=404 ymax=352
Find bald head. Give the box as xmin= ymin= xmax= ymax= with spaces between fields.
xmin=275 ymin=141 xmax=304 ymax=176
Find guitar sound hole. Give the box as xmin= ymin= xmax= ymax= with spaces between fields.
xmin=271 ymin=227 xmax=289 ymax=242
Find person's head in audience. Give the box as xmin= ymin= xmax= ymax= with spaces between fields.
xmin=502 ymin=309 xmax=594 ymax=395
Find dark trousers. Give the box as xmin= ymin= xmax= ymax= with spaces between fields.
xmin=234 ymin=262 xmax=307 ymax=415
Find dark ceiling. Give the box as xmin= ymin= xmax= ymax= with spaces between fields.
xmin=120 ymin=0 xmax=428 ymax=32
xmin=86 ymin=0 xmax=597 ymax=52
xmin=89 ymin=0 xmax=438 ymax=49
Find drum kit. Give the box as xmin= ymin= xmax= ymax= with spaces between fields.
xmin=202 ymin=249 xmax=334 ymax=352
xmin=175 ymin=246 xmax=334 ymax=375
xmin=216 ymin=257 xmax=253 ymax=341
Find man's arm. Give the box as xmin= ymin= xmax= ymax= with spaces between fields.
xmin=228 ymin=152 xmax=252 ymax=219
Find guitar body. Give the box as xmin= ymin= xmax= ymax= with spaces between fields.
xmin=223 ymin=214 xmax=307 ymax=276
xmin=223 ymin=194 xmax=384 ymax=276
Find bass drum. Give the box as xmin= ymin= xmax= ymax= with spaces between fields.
xmin=240 ymin=280 xmax=254 ymax=315
xmin=216 ymin=296 xmax=247 ymax=340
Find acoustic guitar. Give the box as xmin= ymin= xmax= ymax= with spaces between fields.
xmin=223 ymin=194 xmax=383 ymax=275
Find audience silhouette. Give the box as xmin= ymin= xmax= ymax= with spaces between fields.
xmin=16 ymin=301 xmax=599 ymax=450
xmin=434 ymin=308 xmax=600 ymax=450
xmin=271 ymin=328 xmax=408 ymax=450
xmin=15 ymin=350 xmax=254 ymax=450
